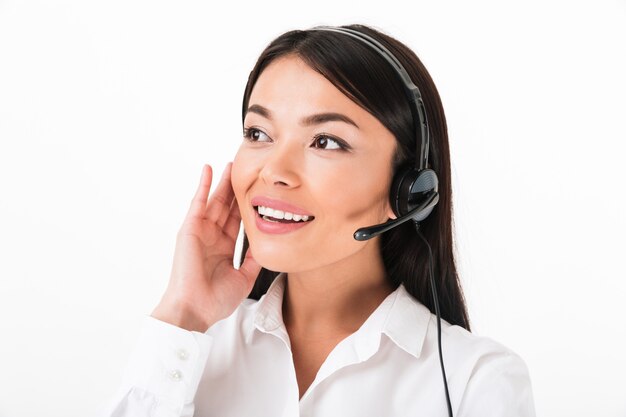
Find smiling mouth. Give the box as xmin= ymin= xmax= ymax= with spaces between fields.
xmin=254 ymin=205 xmax=315 ymax=223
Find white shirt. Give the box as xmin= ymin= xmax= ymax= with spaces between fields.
xmin=101 ymin=273 xmax=536 ymax=417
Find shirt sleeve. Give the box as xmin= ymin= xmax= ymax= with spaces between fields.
xmin=456 ymin=350 xmax=537 ymax=417
xmin=99 ymin=315 xmax=214 ymax=417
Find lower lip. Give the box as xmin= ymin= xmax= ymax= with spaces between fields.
xmin=254 ymin=209 xmax=314 ymax=234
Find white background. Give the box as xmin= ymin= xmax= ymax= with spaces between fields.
xmin=0 ymin=0 xmax=625 ymax=416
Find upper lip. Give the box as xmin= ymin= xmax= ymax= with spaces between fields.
xmin=251 ymin=196 xmax=314 ymax=217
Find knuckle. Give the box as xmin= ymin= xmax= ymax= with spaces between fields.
xmin=212 ymin=194 xmax=228 ymax=206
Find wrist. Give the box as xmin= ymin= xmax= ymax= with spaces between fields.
xmin=151 ymin=299 xmax=215 ymax=333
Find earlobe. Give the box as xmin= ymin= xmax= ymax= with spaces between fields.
xmin=386 ymin=206 xmax=397 ymax=221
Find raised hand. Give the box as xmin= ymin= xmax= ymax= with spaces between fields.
xmin=151 ymin=163 xmax=261 ymax=332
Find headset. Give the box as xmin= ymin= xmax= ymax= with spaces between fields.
xmin=311 ymin=26 xmax=453 ymax=417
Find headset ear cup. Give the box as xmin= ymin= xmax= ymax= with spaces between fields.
xmin=411 ymin=169 xmax=439 ymax=221
xmin=390 ymin=167 xmax=439 ymax=220
xmin=390 ymin=166 xmax=417 ymax=217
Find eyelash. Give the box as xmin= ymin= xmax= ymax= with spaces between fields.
xmin=242 ymin=127 xmax=350 ymax=151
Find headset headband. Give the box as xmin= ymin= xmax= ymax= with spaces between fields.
xmin=311 ymin=26 xmax=430 ymax=171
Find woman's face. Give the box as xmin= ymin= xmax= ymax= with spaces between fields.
xmin=232 ymin=55 xmax=397 ymax=273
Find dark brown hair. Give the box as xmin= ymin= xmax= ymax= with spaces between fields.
xmin=238 ymin=24 xmax=470 ymax=331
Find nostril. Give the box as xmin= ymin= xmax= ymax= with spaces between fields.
xmin=258 ymin=159 xmax=299 ymax=188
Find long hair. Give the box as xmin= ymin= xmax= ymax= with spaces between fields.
xmin=238 ymin=24 xmax=470 ymax=331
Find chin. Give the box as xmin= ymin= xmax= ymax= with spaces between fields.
xmin=244 ymin=238 xmax=298 ymax=272
xmin=245 ymin=235 xmax=365 ymax=275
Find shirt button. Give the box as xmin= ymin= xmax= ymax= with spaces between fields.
xmin=168 ymin=369 xmax=183 ymax=382
xmin=176 ymin=348 xmax=189 ymax=361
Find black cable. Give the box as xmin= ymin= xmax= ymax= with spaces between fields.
xmin=414 ymin=221 xmax=453 ymax=417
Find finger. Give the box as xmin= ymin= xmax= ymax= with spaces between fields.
xmin=187 ymin=164 xmax=213 ymax=218
xmin=223 ymin=198 xmax=243 ymax=241
xmin=215 ymin=177 xmax=237 ymax=229
xmin=206 ymin=162 xmax=235 ymax=224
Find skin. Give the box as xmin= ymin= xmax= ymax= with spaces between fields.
xmin=151 ymin=53 xmax=402 ymax=400
xmin=231 ymin=54 xmax=399 ymax=398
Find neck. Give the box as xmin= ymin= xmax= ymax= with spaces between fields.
xmin=282 ymin=238 xmax=394 ymax=340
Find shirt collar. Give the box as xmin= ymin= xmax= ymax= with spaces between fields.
xmin=252 ymin=272 xmax=432 ymax=359
xmin=382 ymin=283 xmax=432 ymax=359
xmin=253 ymin=272 xmax=288 ymax=333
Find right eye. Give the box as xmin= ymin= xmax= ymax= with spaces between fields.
xmin=243 ymin=127 xmax=271 ymax=143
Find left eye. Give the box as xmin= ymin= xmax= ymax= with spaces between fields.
xmin=312 ymin=135 xmax=343 ymax=150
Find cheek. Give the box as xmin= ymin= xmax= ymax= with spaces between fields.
xmin=231 ymin=150 xmax=254 ymax=203
xmin=317 ymin=165 xmax=392 ymax=226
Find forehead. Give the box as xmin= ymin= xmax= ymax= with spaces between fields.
xmin=247 ymin=55 xmax=372 ymax=126
xmin=245 ymin=55 xmax=399 ymax=160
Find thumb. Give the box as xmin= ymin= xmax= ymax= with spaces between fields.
xmin=239 ymin=249 xmax=262 ymax=288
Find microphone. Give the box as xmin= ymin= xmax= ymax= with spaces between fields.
xmin=353 ymin=191 xmax=439 ymax=241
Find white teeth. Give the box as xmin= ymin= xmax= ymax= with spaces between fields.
xmin=256 ymin=205 xmax=312 ymax=222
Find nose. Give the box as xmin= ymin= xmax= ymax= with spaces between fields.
xmin=258 ymin=140 xmax=301 ymax=188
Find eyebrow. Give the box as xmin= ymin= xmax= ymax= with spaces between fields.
xmin=245 ymin=104 xmax=359 ymax=129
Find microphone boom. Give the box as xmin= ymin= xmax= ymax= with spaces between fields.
xmin=353 ymin=191 xmax=439 ymax=241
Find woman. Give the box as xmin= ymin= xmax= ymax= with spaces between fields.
xmin=102 ymin=24 xmax=535 ymax=417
